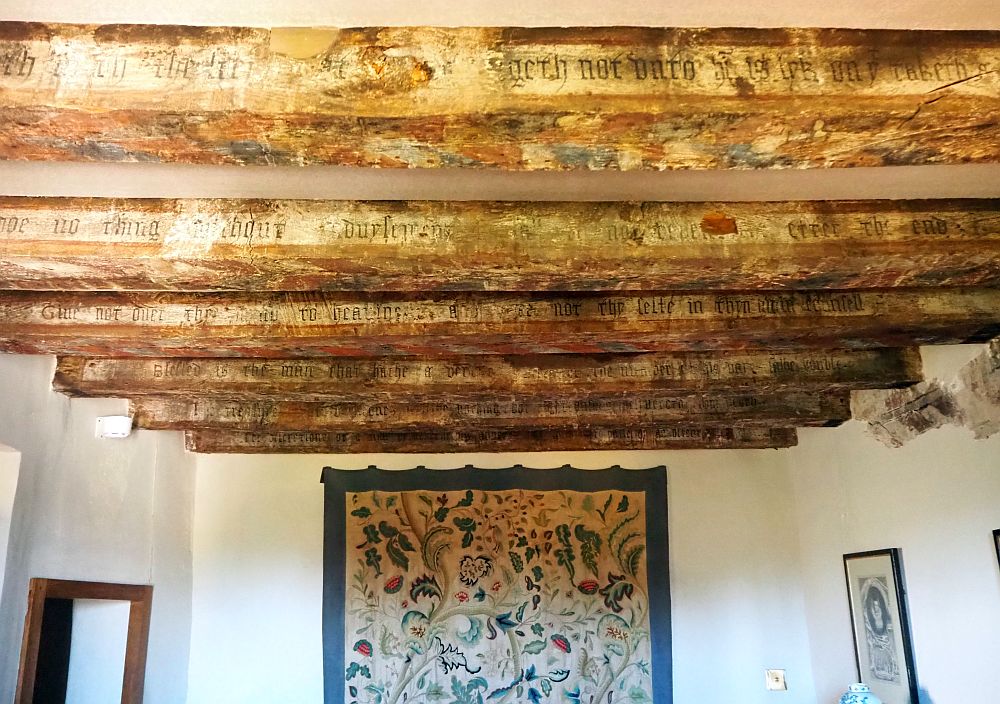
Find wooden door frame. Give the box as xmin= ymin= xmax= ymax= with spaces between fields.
xmin=15 ymin=578 xmax=153 ymax=704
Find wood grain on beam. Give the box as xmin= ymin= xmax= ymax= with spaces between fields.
xmin=3 ymin=290 xmax=997 ymax=356
xmin=184 ymin=426 xmax=798 ymax=453
xmin=2 ymin=197 xmax=999 ymax=291
xmin=0 ymin=24 xmax=997 ymax=170
xmin=54 ymin=349 xmax=922 ymax=398
xmin=130 ymin=390 xmax=851 ymax=431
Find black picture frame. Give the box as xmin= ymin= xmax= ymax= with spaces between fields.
xmin=843 ymin=549 xmax=918 ymax=704
xmin=993 ymin=529 xmax=1000 ymax=571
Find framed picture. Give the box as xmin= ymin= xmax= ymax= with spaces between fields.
xmin=993 ymin=529 xmax=1000 ymax=571
xmin=843 ymin=549 xmax=918 ymax=704
xmin=321 ymin=465 xmax=671 ymax=704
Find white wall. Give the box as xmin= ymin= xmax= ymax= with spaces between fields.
xmin=789 ymin=423 xmax=1000 ymax=704
xmin=0 ymin=447 xmax=20 ymax=603
xmin=0 ymin=355 xmax=196 ymax=704
xmin=188 ymin=450 xmax=818 ymax=704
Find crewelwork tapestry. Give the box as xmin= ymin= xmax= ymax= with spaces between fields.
xmin=322 ymin=466 xmax=671 ymax=704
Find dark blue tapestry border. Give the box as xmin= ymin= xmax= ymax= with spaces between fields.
xmin=321 ymin=465 xmax=671 ymax=704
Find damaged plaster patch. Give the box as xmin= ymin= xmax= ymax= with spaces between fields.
xmin=853 ymin=338 xmax=1000 ymax=447
xmin=852 ymin=380 xmax=961 ymax=448
xmin=955 ymin=338 xmax=1000 ymax=439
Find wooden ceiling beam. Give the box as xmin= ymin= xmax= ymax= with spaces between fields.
xmin=2 ymin=197 xmax=999 ymax=291
xmin=0 ymin=24 xmax=997 ymax=169
xmin=3 ymin=290 xmax=997 ymax=356
xmin=53 ymin=349 xmax=921 ymax=398
xmin=183 ymin=426 xmax=799 ymax=453
xmin=129 ymin=390 xmax=852 ymax=432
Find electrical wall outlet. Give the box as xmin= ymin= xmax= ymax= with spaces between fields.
xmin=765 ymin=669 xmax=787 ymax=691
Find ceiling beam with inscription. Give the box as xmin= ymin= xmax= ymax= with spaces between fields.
xmin=1 ymin=198 xmax=999 ymax=291
xmin=184 ymin=426 xmax=800 ymax=454
xmin=0 ymin=24 xmax=997 ymax=170
xmin=129 ymin=391 xmax=851 ymax=432
xmin=53 ymin=350 xmax=921 ymax=398
xmin=2 ymin=290 xmax=997 ymax=357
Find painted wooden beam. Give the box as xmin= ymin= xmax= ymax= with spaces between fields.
xmin=129 ymin=390 xmax=851 ymax=432
xmin=2 ymin=290 xmax=997 ymax=356
xmin=53 ymin=349 xmax=922 ymax=398
xmin=2 ymin=197 xmax=999 ymax=291
xmin=184 ymin=426 xmax=798 ymax=453
xmin=0 ymin=24 xmax=997 ymax=170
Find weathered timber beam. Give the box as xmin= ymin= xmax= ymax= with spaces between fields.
xmin=2 ymin=290 xmax=997 ymax=356
xmin=2 ymin=197 xmax=999 ymax=291
xmin=130 ymin=390 xmax=851 ymax=432
xmin=54 ymin=349 xmax=922 ymax=398
xmin=184 ymin=426 xmax=798 ymax=453
xmin=0 ymin=24 xmax=997 ymax=169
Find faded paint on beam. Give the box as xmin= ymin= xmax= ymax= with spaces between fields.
xmin=0 ymin=24 xmax=997 ymax=169
xmin=53 ymin=349 xmax=922 ymax=398
xmin=2 ymin=197 xmax=999 ymax=291
xmin=184 ymin=426 xmax=798 ymax=453
xmin=130 ymin=391 xmax=851 ymax=431
xmin=2 ymin=290 xmax=998 ymax=356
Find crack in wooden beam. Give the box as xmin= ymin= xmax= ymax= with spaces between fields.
xmin=0 ymin=24 xmax=997 ymax=169
xmin=2 ymin=198 xmax=999 ymax=291
xmin=184 ymin=426 xmax=799 ymax=453
xmin=53 ymin=349 xmax=922 ymax=398
xmin=128 ymin=390 xmax=852 ymax=432
xmin=2 ymin=289 xmax=997 ymax=356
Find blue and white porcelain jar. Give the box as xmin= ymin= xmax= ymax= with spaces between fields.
xmin=839 ymin=683 xmax=883 ymax=704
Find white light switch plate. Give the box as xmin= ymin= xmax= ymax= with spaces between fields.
xmin=765 ymin=669 xmax=787 ymax=691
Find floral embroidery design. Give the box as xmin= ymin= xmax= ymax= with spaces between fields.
xmin=344 ymin=489 xmax=652 ymax=704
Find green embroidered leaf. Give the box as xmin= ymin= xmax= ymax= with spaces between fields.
xmin=515 ymin=601 xmax=528 ymax=622
xmin=425 ymin=683 xmax=447 ymax=701
xmin=364 ymin=547 xmax=382 ymax=576
xmin=598 ymin=573 xmax=635 ymax=613
xmin=385 ymin=539 xmax=410 ymax=571
xmin=345 ymin=662 xmax=371 ymax=680
xmin=457 ymin=617 xmax=483 ymax=646
xmin=540 ymin=679 xmax=552 ymax=696
xmin=456 ymin=490 xmax=475 ymax=507
xmin=509 ymin=551 xmax=524 ymax=573
xmin=617 ymin=495 xmax=630 ymax=513
xmin=396 ymin=532 xmax=415 ymax=553
xmin=554 ymin=524 xmax=576 ymax=581
xmin=531 ymin=566 xmax=543 ymax=582
xmin=624 ymin=544 xmax=645 ymax=579
xmin=422 ymin=525 xmax=454 ymax=573
xmin=409 ymin=574 xmax=442 ymax=601
xmin=454 ymin=517 xmax=476 ymax=549
xmin=574 ymin=524 xmax=602 ymax=577
xmin=349 ymin=685 xmax=358 ymax=697
xmin=385 ymin=496 xmax=397 ymax=509
xmin=350 ymin=507 xmax=371 ymax=518
xmin=523 ymin=639 xmax=547 ymax=654
xmin=607 ymin=511 xmax=638 ymax=552
xmin=419 ymin=494 xmax=434 ymax=507
xmin=627 ymin=687 xmax=653 ymax=703
xmin=434 ymin=506 xmax=450 ymax=523
xmin=531 ymin=622 xmax=545 ymax=637
xmin=362 ymin=524 xmax=381 ymax=545
xmin=581 ymin=495 xmax=594 ymax=513
xmin=378 ymin=521 xmax=400 ymax=539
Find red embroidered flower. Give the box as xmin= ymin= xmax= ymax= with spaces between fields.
xmin=577 ymin=579 xmax=599 ymax=595
xmin=353 ymin=639 xmax=373 ymax=657
xmin=550 ymin=634 xmax=572 ymax=653
xmin=384 ymin=575 xmax=404 ymax=594
xmin=491 ymin=581 xmax=502 ymax=592
xmin=455 ymin=591 xmax=469 ymax=603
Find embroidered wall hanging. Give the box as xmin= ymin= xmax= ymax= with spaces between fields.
xmin=321 ymin=466 xmax=671 ymax=704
